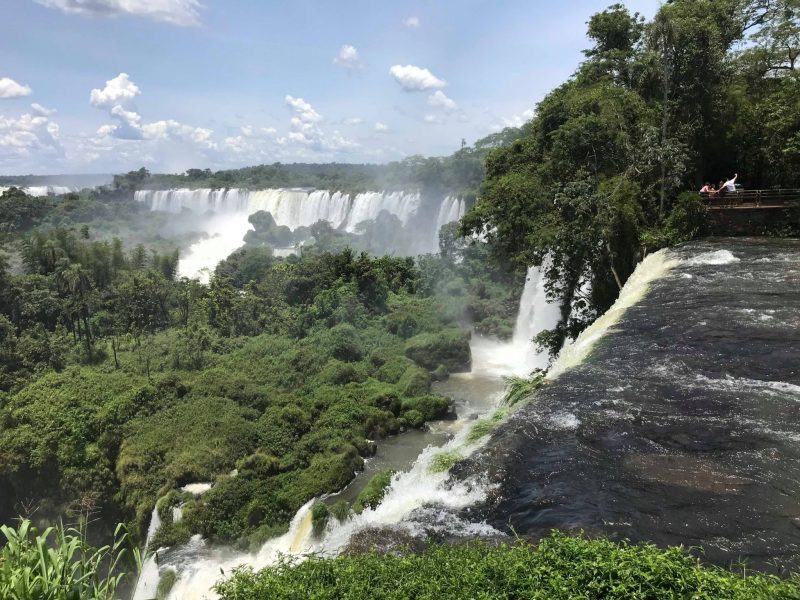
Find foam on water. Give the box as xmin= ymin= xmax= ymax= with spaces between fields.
xmin=685 ymin=250 xmax=740 ymax=266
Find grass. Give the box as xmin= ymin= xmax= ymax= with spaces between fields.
xmin=503 ymin=369 xmax=548 ymax=407
xmin=427 ymin=450 xmax=463 ymax=473
xmin=0 ymin=519 xmax=140 ymax=600
xmin=215 ymin=533 xmax=800 ymax=600
xmin=465 ymin=408 xmax=508 ymax=444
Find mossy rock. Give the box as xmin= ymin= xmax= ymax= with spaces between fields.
xmin=398 ymin=365 xmax=431 ymax=397
xmin=404 ymin=329 xmax=471 ymax=372
xmin=311 ymin=502 xmax=330 ymax=536
xmin=432 ymin=364 xmax=449 ymax=381
xmin=353 ymin=470 xmax=395 ymax=514
xmin=401 ymin=395 xmax=449 ymax=422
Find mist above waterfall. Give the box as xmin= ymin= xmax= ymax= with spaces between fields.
xmin=136 ymin=188 xmax=468 ymax=280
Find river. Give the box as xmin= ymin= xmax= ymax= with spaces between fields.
xmin=455 ymin=238 xmax=800 ymax=571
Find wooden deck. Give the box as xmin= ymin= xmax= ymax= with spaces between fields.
xmin=703 ymin=189 xmax=800 ymax=210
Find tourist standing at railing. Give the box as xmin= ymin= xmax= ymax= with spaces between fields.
xmin=720 ymin=173 xmax=738 ymax=197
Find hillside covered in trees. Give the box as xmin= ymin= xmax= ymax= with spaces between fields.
xmin=463 ymin=0 xmax=800 ymax=351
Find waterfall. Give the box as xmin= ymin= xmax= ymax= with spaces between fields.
xmin=131 ymin=507 xmax=162 ymax=600
xmin=136 ymin=188 xmax=463 ymax=281
xmin=0 ymin=185 xmax=75 ymax=197
xmin=470 ymin=263 xmax=562 ymax=378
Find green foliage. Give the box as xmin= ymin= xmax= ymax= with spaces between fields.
xmin=428 ymin=450 xmax=462 ymax=474
xmin=156 ymin=569 xmax=177 ymax=600
xmin=465 ymin=409 xmax=508 ymax=444
xmin=0 ymin=242 xmax=462 ymax=545
xmin=352 ymin=470 xmax=395 ymax=514
xmin=503 ymin=371 xmax=548 ymax=407
xmin=149 ymin=520 xmax=191 ymax=552
xmin=329 ymin=500 xmax=350 ymax=522
xmin=0 ymin=519 xmax=139 ymax=600
xmin=403 ymin=329 xmax=471 ymax=372
xmin=462 ymin=0 xmax=800 ymax=351
xmin=311 ymin=502 xmax=329 ymax=536
xmin=215 ymin=534 xmax=800 ymax=600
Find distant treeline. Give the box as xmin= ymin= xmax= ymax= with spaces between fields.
xmin=126 ymin=127 xmax=526 ymax=198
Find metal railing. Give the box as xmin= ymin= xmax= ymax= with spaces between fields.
xmin=701 ymin=188 xmax=800 ymax=209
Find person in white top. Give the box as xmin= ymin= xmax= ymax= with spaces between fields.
xmin=722 ymin=173 xmax=738 ymax=193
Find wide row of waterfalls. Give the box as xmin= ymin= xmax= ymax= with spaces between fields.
xmin=135 ymin=188 xmax=468 ymax=280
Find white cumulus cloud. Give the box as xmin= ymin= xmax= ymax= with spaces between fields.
xmin=374 ymin=122 xmax=388 ymax=132
xmin=35 ymin=0 xmax=201 ymax=26
xmin=0 ymin=112 xmax=62 ymax=162
xmin=0 ymin=77 xmax=33 ymax=98
xmin=428 ymin=90 xmax=457 ymax=113
xmin=333 ymin=45 xmax=363 ymax=70
xmin=403 ymin=16 xmax=420 ymax=27
xmin=389 ymin=65 xmax=446 ymax=92
xmin=90 ymin=73 xmax=140 ymax=108
xmin=90 ymin=72 xmax=215 ymax=149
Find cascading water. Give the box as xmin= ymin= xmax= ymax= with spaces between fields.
xmin=470 ymin=263 xmax=562 ymax=378
xmin=131 ymin=507 xmax=162 ymax=600
xmin=134 ymin=260 xmax=562 ymax=600
xmin=136 ymin=188 xmax=458 ymax=282
xmin=0 ymin=185 xmax=75 ymax=196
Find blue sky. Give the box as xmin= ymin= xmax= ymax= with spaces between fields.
xmin=1 ymin=0 xmax=660 ymax=175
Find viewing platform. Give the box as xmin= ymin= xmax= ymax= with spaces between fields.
xmin=703 ymin=188 xmax=800 ymax=210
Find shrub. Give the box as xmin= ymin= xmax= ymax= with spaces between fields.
xmin=404 ymin=329 xmax=471 ymax=372
xmin=397 ymin=365 xmax=431 ymax=397
xmin=317 ymin=359 xmax=367 ymax=385
xmin=149 ymin=520 xmax=191 ymax=551
xmin=330 ymin=500 xmax=350 ymax=522
xmin=215 ymin=534 xmax=800 ymax=600
xmin=156 ymin=569 xmax=178 ymax=600
xmin=375 ymin=355 xmax=413 ymax=384
xmin=237 ymin=452 xmax=281 ymax=479
xmin=428 ymin=450 xmax=462 ymax=473
xmin=352 ymin=470 xmax=395 ymax=514
xmin=311 ymin=502 xmax=329 ymax=536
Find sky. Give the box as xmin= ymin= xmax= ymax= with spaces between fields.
xmin=1 ymin=0 xmax=661 ymax=175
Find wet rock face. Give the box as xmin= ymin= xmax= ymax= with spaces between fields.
xmin=456 ymin=239 xmax=800 ymax=571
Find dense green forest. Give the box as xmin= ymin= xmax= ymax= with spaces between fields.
xmin=0 ymin=216 xmax=518 ymax=549
xmin=463 ymin=0 xmax=800 ymax=351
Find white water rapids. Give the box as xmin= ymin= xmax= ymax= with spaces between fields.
xmin=135 ymin=189 xmax=467 ymax=282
